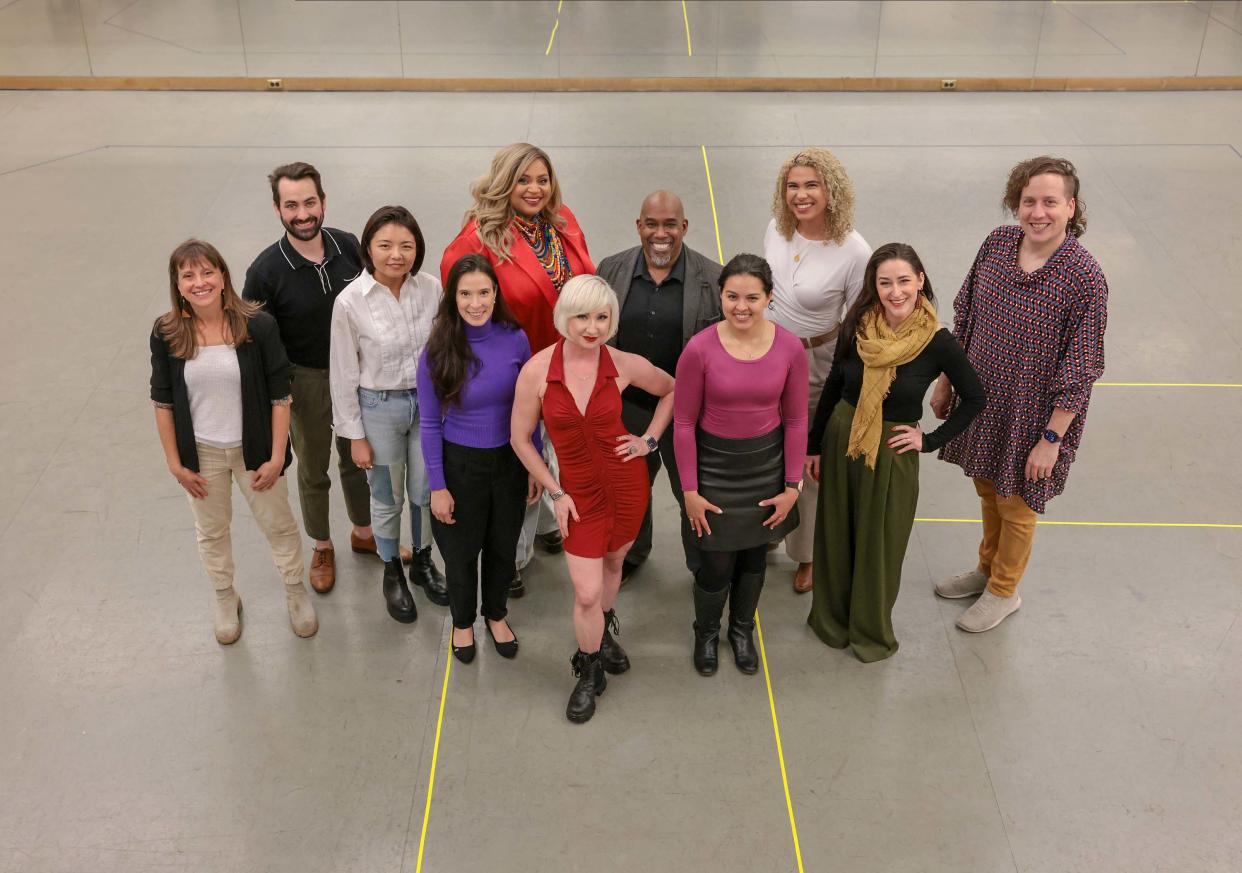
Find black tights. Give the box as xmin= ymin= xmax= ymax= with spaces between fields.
xmin=696 ymin=544 xmax=767 ymax=593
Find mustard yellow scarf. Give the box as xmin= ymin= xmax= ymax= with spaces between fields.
xmin=847 ymin=296 xmax=939 ymax=469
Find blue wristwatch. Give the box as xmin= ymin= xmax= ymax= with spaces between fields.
xmin=1042 ymin=429 xmax=1061 ymax=444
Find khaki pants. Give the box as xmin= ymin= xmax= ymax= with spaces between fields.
xmin=786 ymin=340 xmax=836 ymax=565
xmin=289 ymin=365 xmax=371 ymax=542
xmin=974 ymin=477 xmax=1037 ymax=598
xmin=188 ymin=443 xmax=305 ymax=591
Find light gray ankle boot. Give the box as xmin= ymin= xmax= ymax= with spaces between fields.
xmin=214 ymin=588 xmax=242 ymax=645
xmin=285 ymin=581 xmax=319 ymax=638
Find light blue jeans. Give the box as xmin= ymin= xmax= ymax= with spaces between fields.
xmin=358 ymin=387 xmax=430 ymax=562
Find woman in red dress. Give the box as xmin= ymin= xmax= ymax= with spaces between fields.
xmin=441 ymin=143 xmax=595 ymax=597
xmin=511 ymin=275 xmax=674 ymax=724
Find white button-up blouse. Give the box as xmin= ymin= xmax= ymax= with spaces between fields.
xmin=330 ymin=269 xmax=442 ymax=440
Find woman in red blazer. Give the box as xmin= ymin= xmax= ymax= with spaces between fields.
xmin=441 ymin=143 xmax=594 ymax=355
xmin=441 ymin=143 xmax=595 ymax=598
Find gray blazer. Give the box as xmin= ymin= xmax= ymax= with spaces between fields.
xmin=598 ymin=245 xmax=723 ymax=348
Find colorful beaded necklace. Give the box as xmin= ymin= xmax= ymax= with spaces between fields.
xmin=513 ymin=214 xmax=573 ymax=292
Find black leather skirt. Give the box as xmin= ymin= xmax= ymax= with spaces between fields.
xmin=695 ymin=426 xmax=800 ymax=552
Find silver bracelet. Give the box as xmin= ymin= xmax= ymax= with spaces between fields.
xmin=549 ymin=488 xmax=565 ymax=501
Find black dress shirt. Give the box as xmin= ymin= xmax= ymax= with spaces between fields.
xmin=242 ymin=228 xmax=362 ymax=369
xmin=617 ymin=249 xmax=685 ymax=409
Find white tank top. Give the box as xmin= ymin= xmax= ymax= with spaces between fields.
xmin=184 ymin=345 xmax=243 ymax=449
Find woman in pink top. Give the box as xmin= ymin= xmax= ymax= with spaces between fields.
xmin=674 ymin=254 xmax=808 ymax=677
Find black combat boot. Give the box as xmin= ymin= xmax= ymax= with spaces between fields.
xmin=383 ymin=557 xmax=418 ymax=623
xmin=409 ymin=546 xmax=449 ymax=606
xmin=566 ymin=650 xmax=607 ymax=723
xmin=599 ymin=608 xmax=631 ymax=675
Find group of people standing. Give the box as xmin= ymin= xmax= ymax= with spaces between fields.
xmin=150 ymin=143 xmax=1108 ymax=722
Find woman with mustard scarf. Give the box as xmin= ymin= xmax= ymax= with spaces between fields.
xmin=804 ymin=244 xmax=985 ymax=662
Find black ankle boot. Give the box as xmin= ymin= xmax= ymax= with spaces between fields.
xmin=409 ymin=546 xmax=449 ymax=606
xmin=599 ymin=609 xmax=630 ymax=675
xmin=728 ymin=570 xmax=765 ymax=674
xmin=692 ymin=582 xmax=729 ymax=676
xmin=566 ymin=650 xmax=606 ymax=723
xmin=383 ymin=557 xmax=418 ymax=623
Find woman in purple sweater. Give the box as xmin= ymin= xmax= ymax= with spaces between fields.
xmin=675 ymin=253 xmax=809 ymax=676
xmin=418 ymin=254 xmax=542 ymax=663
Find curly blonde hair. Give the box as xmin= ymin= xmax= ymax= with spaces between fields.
xmin=771 ymin=148 xmax=856 ymax=244
xmin=466 ymin=143 xmax=565 ymax=263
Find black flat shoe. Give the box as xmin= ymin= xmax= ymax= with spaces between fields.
xmin=486 ymin=620 xmax=519 ymax=659
xmin=509 ymin=568 xmax=526 ymax=599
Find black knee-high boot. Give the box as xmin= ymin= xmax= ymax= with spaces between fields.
xmin=566 ymin=650 xmax=607 ymax=723
xmin=728 ymin=570 xmax=765 ymax=674
xmin=692 ymin=582 xmax=729 ymax=676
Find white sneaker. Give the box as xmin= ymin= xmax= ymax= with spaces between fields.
xmin=956 ymin=591 xmax=1021 ymax=633
xmin=935 ymin=568 xmax=988 ymax=599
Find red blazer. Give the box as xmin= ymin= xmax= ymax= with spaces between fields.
xmin=440 ymin=205 xmax=595 ymax=354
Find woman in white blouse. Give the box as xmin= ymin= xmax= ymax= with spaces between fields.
xmin=330 ymin=206 xmax=447 ymax=624
xmin=763 ymin=148 xmax=872 ymax=594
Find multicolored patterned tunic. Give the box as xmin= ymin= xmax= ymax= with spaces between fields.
xmin=938 ymin=225 xmax=1108 ymax=513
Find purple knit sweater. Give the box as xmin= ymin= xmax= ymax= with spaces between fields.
xmin=417 ymin=320 xmax=535 ymax=491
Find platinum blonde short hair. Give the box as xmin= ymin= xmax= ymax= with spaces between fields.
xmin=553 ymin=275 xmax=620 ymax=342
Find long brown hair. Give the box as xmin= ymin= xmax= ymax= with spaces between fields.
xmin=837 ymin=243 xmax=936 ymax=353
xmin=426 ymin=254 xmax=522 ymax=407
xmin=157 ymin=239 xmax=259 ymax=360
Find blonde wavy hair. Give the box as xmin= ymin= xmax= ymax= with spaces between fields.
xmin=771 ymin=148 xmax=856 ymax=244
xmin=466 ymin=143 xmax=565 ymax=263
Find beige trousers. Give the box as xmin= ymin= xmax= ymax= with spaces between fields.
xmin=187 ymin=443 xmax=305 ymax=591
xmin=786 ymin=340 xmax=836 ymax=564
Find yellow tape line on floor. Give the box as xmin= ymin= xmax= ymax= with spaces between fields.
xmin=682 ymin=0 xmax=693 ymax=56
xmin=915 ymin=517 xmax=1242 ymax=528
xmin=545 ymin=0 xmax=564 ymax=56
xmin=414 ymin=638 xmax=453 ymax=873
xmin=756 ymin=612 xmax=807 ymax=873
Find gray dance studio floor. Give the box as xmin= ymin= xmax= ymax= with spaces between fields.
xmin=1 ymin=84 xmax=1241 ymax=873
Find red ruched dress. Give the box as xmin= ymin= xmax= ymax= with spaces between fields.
xmin=541 ymin=341 xmax=650 ymax=558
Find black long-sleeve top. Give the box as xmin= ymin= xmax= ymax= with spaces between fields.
xmin=807 ymin=328 xmax=986 ymax=455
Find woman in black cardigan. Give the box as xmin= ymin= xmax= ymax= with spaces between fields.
xmin=150 ymin=239 xmax=317 ymax=645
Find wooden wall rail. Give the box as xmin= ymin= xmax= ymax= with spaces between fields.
xmin=2 ymin=75 xmax=1241 ymax=93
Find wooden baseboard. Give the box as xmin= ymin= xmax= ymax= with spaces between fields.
xmin=1 ymin=74 xmax=1240 ymax=93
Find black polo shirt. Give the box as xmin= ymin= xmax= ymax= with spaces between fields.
xmin=242 ymin=228 xmax=363 ymax=370
xmin=617 ymin=248 xmax=685 ymax=410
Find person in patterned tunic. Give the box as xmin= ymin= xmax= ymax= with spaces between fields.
xmin=931 ymin=156 xmax=1108 ymax=632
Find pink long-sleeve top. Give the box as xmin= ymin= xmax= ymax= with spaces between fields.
xmin=673 ymin=324 xmax=809 ymax=492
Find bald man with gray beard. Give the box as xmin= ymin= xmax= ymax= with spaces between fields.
xmin=598 ymin=191 xmax=723 ymax=582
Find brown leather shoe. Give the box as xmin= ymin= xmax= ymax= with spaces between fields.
xmin=309 ymin=548 xmax=336 ymax=594
xmin=793 ymin=562 xmax=813 ymax=594
xmin=350 ymin=532 xmax=413 ymax=564
xmin=350 ymin=532 xmax=378 ymax=555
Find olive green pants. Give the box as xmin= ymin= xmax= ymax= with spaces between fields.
xmin=289 ymin=364 xmax=371 ymax=542
xmin=807 ymin=402 xmax=919 ymax=663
